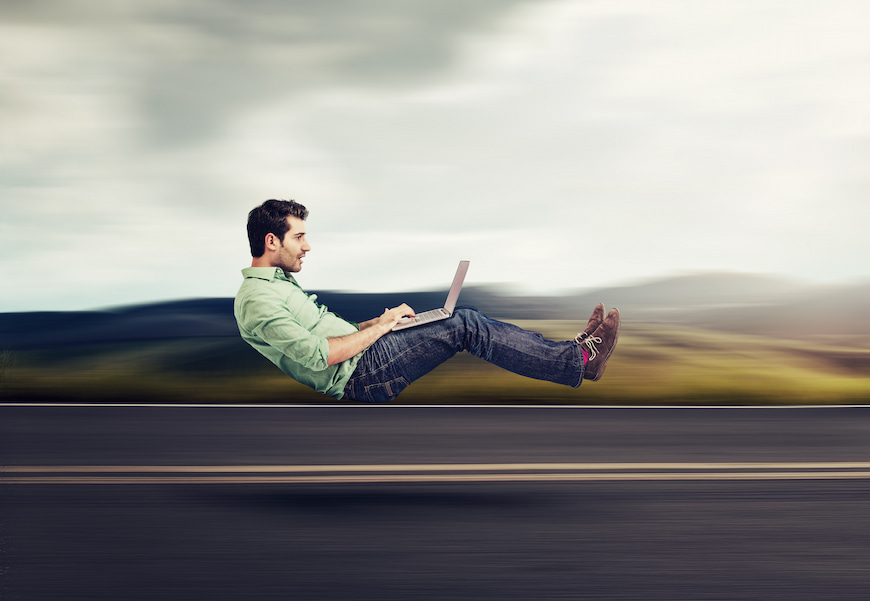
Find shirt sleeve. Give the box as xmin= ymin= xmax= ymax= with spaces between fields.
xmin=237 ymin=291 xmax=332 ymax=372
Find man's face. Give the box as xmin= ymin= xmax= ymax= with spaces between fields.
xmin=275 ymin=216 xmax=311 ymax=273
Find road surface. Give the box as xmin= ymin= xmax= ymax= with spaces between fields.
xmin=4 ymin=403 xmax=870 ymax=600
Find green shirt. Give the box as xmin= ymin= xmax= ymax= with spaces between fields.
xmin=234 ymin=267 xmax=361 ymax=399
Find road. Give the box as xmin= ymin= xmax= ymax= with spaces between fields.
xmin=4 ymin=403 xmax=870 ymax=600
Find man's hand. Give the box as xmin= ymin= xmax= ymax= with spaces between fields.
xmin=328 ymin=304 xmax=415 ymax=366
xmin=358 ymin=304 xmax=415 ymax=333
xmin=376 ymin=304 xmax=416 ymax=331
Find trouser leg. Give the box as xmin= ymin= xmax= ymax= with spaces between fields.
xmin=343 ymin=306 xmax=584 ymax=402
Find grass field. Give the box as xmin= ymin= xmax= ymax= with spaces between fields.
xmin=3 ymin=321 xmax=870 ymax=405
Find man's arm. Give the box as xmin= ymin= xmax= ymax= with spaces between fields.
xmin=326 ymin=304 xmax=415 ymax=366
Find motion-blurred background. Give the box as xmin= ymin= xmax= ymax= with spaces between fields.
xmin=2 ymin=273 xmax=869 ymax=404
xmin=2 ymin=1 xmax=869 ymax=404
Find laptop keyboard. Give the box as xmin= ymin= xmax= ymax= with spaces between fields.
xmin=409 ymin=308 xmax=448 ymax=324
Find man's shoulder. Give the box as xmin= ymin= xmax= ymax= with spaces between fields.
xmin=237 ymin=276 xmax=281 ymax=303
xmin=235 ymin=269 xmax=275 ymax=310
xmin=234 ymin=268 xmax=305 ymax=313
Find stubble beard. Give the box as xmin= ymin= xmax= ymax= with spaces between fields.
xmin=275 ymin=248 xmax=302 ymax=273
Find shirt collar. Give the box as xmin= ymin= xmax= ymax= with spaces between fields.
xmin=241 ymin=266 xmax=297 ymax=284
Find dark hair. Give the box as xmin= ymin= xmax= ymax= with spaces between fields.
xmin=246 ymin=199 xmax=309 ymax=257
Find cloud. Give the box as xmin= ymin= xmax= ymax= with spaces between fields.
xmin=1 ymin=0 xmax=870 ymax=311
xmin=2 ymin=0 xmax=537 ymax=148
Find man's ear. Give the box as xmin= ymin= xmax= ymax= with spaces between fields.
xmin=264 ymin=233 xmax=279 ymax=250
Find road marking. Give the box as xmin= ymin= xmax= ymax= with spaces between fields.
xmin=4 ymin=403 xmax=870 ymax=409
xmin=7 ymin=462 xmax=870 ymax=472
xmin=7 ymin=473 xmax=870 ymax=484
xmin=6 ymin=463 xmax=870 ymax=484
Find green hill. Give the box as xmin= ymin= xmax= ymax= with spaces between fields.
xmin=2 ymin=274 xmax=869 ymax=404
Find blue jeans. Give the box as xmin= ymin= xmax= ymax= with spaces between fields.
xmin=343 ymin=306 xmax=585 ymax=402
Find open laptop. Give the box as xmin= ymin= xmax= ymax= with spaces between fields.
xmin=392 ymin=260 xmax=470 ymax=331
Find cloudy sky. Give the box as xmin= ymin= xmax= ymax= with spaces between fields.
xmin=2 ymin=0 xmax=869 ymax=312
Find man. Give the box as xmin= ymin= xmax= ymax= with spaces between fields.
xmin=234 ymin=199 xmax=620 ymax=403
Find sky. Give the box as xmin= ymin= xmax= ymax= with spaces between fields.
xmin=2 ymin=0 xmax=869 ymax=312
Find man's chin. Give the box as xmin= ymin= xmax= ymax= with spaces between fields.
xmin=278 ymin=263 xmax=300 ymax=273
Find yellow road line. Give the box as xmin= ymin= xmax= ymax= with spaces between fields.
xmin=6 ymin=462 xmax=870 ymax=473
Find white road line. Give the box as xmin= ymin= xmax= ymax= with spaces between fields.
xmin=7 ymin=462 xmax=870 ymax=473
xmin=3 ymin=403 xmax=870 ymax=409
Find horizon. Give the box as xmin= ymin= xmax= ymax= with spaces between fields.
xmin=3 ymin=269 xmax=868 ymax=315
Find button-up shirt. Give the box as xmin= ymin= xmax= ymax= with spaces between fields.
xmin=234 ymin=267 xmax=361 ymax=399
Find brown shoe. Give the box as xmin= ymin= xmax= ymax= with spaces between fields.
xmin=581 ymin=308 xmax=620 ymax=382
xmin=574 ymin=303 xmax=605 ymax=342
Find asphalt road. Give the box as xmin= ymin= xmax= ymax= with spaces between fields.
xmin=4 ymin=403 xmax=870 ymax=600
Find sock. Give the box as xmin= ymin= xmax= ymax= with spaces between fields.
xmin=581 ymin=348 xmax=590 ymax=364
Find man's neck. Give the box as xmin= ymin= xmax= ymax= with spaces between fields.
xmin=250 ymin=255 xmax=277 ymax=268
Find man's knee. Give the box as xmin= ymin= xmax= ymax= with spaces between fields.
xmin=451 ymin=306 xmax=486 ymax=327
xmin=448 ymin=306 xmax=494 ymax=355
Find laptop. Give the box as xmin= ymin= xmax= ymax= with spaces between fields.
xmin=392 ymin=260 xmax=470 ymax=331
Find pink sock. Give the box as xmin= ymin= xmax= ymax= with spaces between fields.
xmin=581 ymin=348 xmax=590 ymax=364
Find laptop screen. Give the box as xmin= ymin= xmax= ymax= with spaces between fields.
xmin=443 ymin=260 xmax=470 ymax=313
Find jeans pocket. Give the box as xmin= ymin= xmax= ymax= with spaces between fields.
xmin=363 ymin=376 xmax=410 ymax=403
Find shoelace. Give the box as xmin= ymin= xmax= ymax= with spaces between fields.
xmin=574 ymin=333 xmax=602 ymax=361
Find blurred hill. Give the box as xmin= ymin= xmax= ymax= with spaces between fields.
xmin=2 ymin=272 xmax=870 ymax=350
xmin=562 ymin=273 xmax=870 ymax=337
xmin=3 ymin=272 xmax=870 ymax=405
